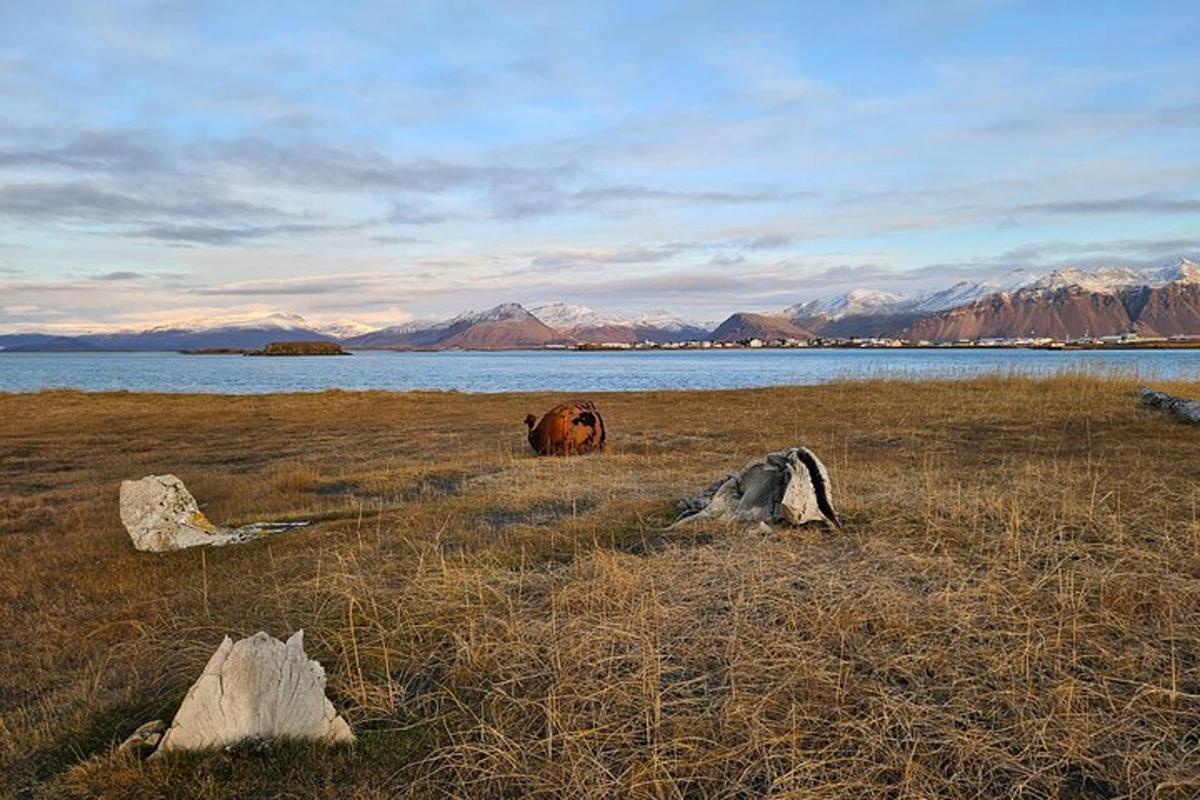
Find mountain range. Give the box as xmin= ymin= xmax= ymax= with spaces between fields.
xmin=3 ymin=258 xmax=1198 ymax=351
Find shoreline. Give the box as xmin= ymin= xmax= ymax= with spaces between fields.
xmin=3 ymin=372 xmax=1197 ymax=401
xmin=6 ymin=339 xmax=1200 ymax=355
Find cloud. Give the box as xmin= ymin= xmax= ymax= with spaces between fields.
xmin=528 ymin=245 xmax=687 ymax=270
xmin=129 ymin=222 xmax=338 ymax=245
xmin=191 ymin=274 xmax=386 ymax=296
xmin=0 ymin=131 xmax=167 ymax=174
xmin=740 ymin=233 xmax=796 ymax=250
xmin=371 ymin=234 xmax=427 ymax=245
xmin=387 ymin=202 xmax=449 ymax=225
xmin=1015 ymin=196 xmax=1200 ymax=215
xmin=0 ymin=181 xmax=278 ymax=224
xmin=2 ymin=304 xmax=42 ymax=315
xmin=92 ymin=270 xmax=144 ymax=281
xmin=215 ymin=138 xmax=579 ymax=196
xmin=566 ymin=185 xmax=798 ymax=208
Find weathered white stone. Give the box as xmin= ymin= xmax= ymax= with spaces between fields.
xmin=672 ymin=447 xmax=839 ymax=529
xmin=119 ymin=474 xmax=244 ymax=552
xmin=1140 ymin=387 xmax=1200 ymax=424
xmin=154 ymin=630 xmax=353 ymax=755
xmin=119 ymin=474 xmax=309 ymax=552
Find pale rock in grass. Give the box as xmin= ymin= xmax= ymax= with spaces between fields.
xmin=116 ymin=719 xmax=166 ymax=759
xmin=119 ymin=474 xmax=309 ymax=552
xmin=154 ymin=630 xmax=353 ymax=755
xmin=673 ymin=447 xmax=839 ymax=530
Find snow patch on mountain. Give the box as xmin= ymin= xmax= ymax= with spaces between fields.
xmin=448 ymin=303 xmax=534 ymax=325
xmin=1028 ymin=259 xmax=1200 ymax=295
xmin=138 ymin=311 xmax=318 ymax=334
xmin=531 ymin=303 xmax=702 ymax=332
xmin=530 ymin=303 xmax=607 ymax=329
xmin=312 ymin=320 xmax=377 ymax=339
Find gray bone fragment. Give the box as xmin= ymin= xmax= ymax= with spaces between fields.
xmin=1139 ymin=387 xmax=1200 ymax=424
xmin=673 ymin=446 xmax=839 ymax=529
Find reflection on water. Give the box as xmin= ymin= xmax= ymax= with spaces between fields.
xmin=1 ymin=348 xmax=1199 ymax=394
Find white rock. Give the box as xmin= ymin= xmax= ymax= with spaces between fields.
xmin=673 ymin=447 xmax=839 ymax=529
xmin=155 ymin=630 xmax=353 ymax=754
xmin=119 ymin=474 xmax=245 ymax=552
xmin=119 ymin=474 xmax=308 ymax=552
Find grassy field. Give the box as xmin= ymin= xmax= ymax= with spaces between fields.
xmin=2 ymin=375 xmax=1199 ymax=799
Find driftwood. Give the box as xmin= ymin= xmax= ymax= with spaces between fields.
xmin=1139 ymin=387 xmax=1200 ymax=424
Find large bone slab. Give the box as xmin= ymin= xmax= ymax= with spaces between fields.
xmin=154 ymin=630 xmax=353 ymax=754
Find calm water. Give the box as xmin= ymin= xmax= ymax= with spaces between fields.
xmin=2 ymin=349 xmax=1199 ymax=394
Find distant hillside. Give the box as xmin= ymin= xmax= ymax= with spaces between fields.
xmin=1125 ymin=282 xmax=1200 ymax=338
xmin=0 ymin=334 xmax=99 ymax=352
xmin=710 ymin=313 xmax=813 ymax=342
xmin=901 ymin=286 xmax=1134 ymax=341
xmin=799 ymin=313 xmax=926 ymax=340
xmin=346 ymin=304 xmax=559 ymax=350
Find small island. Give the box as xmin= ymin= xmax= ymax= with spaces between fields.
xmin=182 ymin=341 xmax=352 ymax=356
xmin=248 ymin=341 xmax=351 ymax=356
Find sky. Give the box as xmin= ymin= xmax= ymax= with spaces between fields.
xmin=1 ymin=0 xmax=1198 ymax=332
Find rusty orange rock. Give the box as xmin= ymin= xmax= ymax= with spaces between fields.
xmin=524 ymin=400 xmax=606 ymax=456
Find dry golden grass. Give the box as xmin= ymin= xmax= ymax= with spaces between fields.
xmin=2 ymin=375 xmax=1199 ymax=799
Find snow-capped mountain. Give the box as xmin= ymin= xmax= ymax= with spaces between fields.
xmin=528 ymin=303 xmax=708 ymax=342
xmin=530 ymin=303 xmax=605 ymax=329
xmin=346 ymin=303 xmax=558 ymax=349
xmin=1152 ymin=257 xmax=1200 ymax=285
xmin=81 ymin=312 xmax=337 ymax=350
xmin=447 ymin=302 xmax=534 ymax=326
xmin=782 ymin=260 xmax=1199 ymax=325
xmin=728 ymin=257 xmax=1200 ymax=341
xmin=904 ymin=258 xmax=1200 ymax=341
xmin=905 ymin=269 xmax=1037 ymax=313
xmin=531 ymin=303 xmax=704 ymax=332
xmin=1029 ymin=259 xmax=1200 ymax=294
xmin=785 ymin=270 xmax=1037 ymax=321
xmin=784 ymin=289 xmax=904 ymax=320
xmin=130 ymin=311 xmax=316 ymax=334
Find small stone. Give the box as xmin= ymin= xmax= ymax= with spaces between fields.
xmin=117 ymin=719 xmax=166 ymax=759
